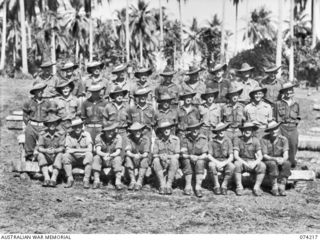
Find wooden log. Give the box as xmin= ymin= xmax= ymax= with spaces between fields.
xmin=298 ymin=135 xmax=320 ymax=151
xmin=6 ymin=115 xmax=24 ymax=130
xmin=288 ymin=170 xmax=316 ymax=181
xmin=72 ymin=168 xmax=85 ymax=175
xmin=313 ymin=104 xmax=320 ymax=111
xmin=12 ymin=110 xmax=23 ymax=116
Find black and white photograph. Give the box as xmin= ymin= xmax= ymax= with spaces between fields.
xmin=0 ymin=0 xmax=320 ymax=236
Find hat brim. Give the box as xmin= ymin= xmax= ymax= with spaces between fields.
xmin=265 ymin=123 xmax=282 ymax=132
xmin=88 ymin=85 xmax=105 ymax=92
xmin=226 ymin=89 xmax=243 ymax=98
xmin=185 ymin=67 xmax=203 ymax=75
xmin=44 ymin=117 xmax=61 ymax=125
xmin=237 ymin=67 xmax=254 ymax=72
xmin=109 ymin=90 xmax=128 ymax=98
xmin=128 ymin=125 xmax=146 ymax=132
xmin=160 ymin=71 xmax=176 ymax=77
xmin=102 ymin=125 xmax=118 ymax=132
xmin=156 ymin=123 xmax=175 ymax=130
xmin=71 ymin=122 xmax=84 ymax=127
xmin=264 ymin=66 xmax=281 ymax=73
xmin=56 ymin=79 xmax=75 ymax=91
xmin=279 ymin=84 xmax=298 ymax=93
xmin=201 ymin=91 xmax=219 ymax=99
xmin=239 ymin=125 xmax=259 ymax=131
xmin=87 ymin=63 xmax=105 ymax=73
xmin=179 ymin=93 xmax=196 ymax=100
xmin=134 ymin=90 xmax=151 ymax=97
xmin=249 ymin=88 xmax=267 ymax=99
xmin=61 ymin=64 xmax=79 ymax=71
xmin=157 ymin=97 xmax=175 ymax=103
xmin=186 ymin=122 xmax=203 ymax=130
xmin=209 ymin=63 xmax=227 ymax=73
xmin=111 ymin=65 xmax=127 ymax=74
xmin=211 ymin=123 xmax=230 ymax=132
xmin=30 ymin=83 xmax=47 ymax=95
xmin=40 ymin=62 xmax=56 ymax=68
xmin=134 ymin=68 xmax=152 ymax=78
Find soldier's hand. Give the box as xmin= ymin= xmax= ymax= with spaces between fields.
xmin=276 ymin=157 xmax=284 ymax=165
xmin=103 ymin=154 xmax=110 ymax=161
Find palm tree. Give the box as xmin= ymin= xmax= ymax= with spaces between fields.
xmin=126 ymin=0 xmax=130 ymax=63
xmin=276 ymin=0 xmax=283 ymax=78
xmin=184 ymin=17 xmax=203 ymax=57
xmin=231 ymin=0 xmax=243 ymax=53
xmin=243 ymin=7 xmax=275 ymax=46
xmin=220 ymin=0 xmax=226 ymax=63
xmin=176 ymin=0 xmax=188 ymax=52
xmin=130 ymin=0 xmax=156 ymax=66
xmin=289 ymin=0 xmax=294 ymax=82
xmin=0 ymin=0 xmax=7 ymax=70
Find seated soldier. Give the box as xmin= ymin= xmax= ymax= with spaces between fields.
xmin=261 ymin=121 xmax=291 ymax=196
xmin=37 ymin=115 xmax=65 ymax=187
xmin=152 ymin=120 xmax=180 ymax=195
xmin=207 ymin=123 xmax=235 ymax=195
xmin=125 ymin=122 xmax=151 ymax=191
xmin=180 ymin=120 xmax=209 ymax=198
xmin=63 ymin=119 xmax=93 ymax=189
xmin=199 ymin=88 xmax=221 ymax=138
xmin=92 ymin=123 xmax=123 ymax=190
xmin=233 ymin=122 xmax=266 ymax=196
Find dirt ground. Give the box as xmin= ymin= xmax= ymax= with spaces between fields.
xmin=1 ymin=78 xmax=320 ymax=234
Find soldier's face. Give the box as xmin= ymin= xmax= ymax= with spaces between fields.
xmin=217 ymin=130 xmax=225 ymax=138
xmin=215 ymin=70 xmax=224 ymax=78
xmin=184 ymin=97 xmax=192 ymax=105
xmin=254 ymin=91 xmax=264 ymax=102
xmin=138 ymin=95 xmax=147 ymax=105
xmin=62 ymin=86 xmax=71 ymax=96
xmin=243 ymin=129 xmax=253 ymax=138
xmin=117 ymin=71 xmax=126 ymax=81
xmin=66 ymin=68 xmax=73 ymax=77
xmin=161 ymin=101 xmax=170 ymax=109
xmin=240 ymin=71 xmax=250 ymax=79
xmin=42 ymin=67 xmax=51 ymax=76
xmin=270 ymin=128 xmax=280 ymax=137
xmin=93 ymin=67 xmax=100 ymax=76
xmin=140 ymin=75 xmax=147 ymax=83
xmin=163 ymin=127 xmax=171 ymax=137
xmin=114 ymin=93 xmax=124 ymax=103
xmin=91 ymin=91 xmax=100 ymax=99
xmin=190 ymin=128 xmax=199 ymax=138
xmin=269 ymin=72 xmax=277 ymax=79
xmin=104 ymin=130 xmax=116 ymax=139
xmin=34 ymin=89 xmax=43 ymax=99
xmin=206 ymin=95 xmax=215 ymax=104
xmin=230 ymin=94 xmax=239 ymax=103
xmin=133 ymin=130 xmax=142 ymax=139
xmin=284 ymin=88 xmax=294 ymax=99
xmin=47 ymin=122 xmax=58 ymax=131
xmin=163 ymin=76 xmax=173 ymax=84
xmin=73 ymin=124 xmax=83 ymax=135
xmin=189 ymin=73 xmax=198 ymax=82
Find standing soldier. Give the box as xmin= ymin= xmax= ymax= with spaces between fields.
xmin=180 ymin=120 xmax=209 ymax=198
xmin=199 ymin=88 xmax=221 ymax=138
xmin=54 ymin=79 xmax=80 ymax=119
xmin=207 ymin=123 xmax=235 ymax=195
xmin=83 ymin=61 xmax=107 ymax=98
xmin=63 ymin=119 xmax=93 ymax=189
xmin=154 ymin=93 xmax=178 ymax=132
xmin=81 ymin=85 xmax=108 ymax=143
xmin=233 ymin=63 xmax=259 ymax=104
xmin=131 ymin=67 xmax=154 ymax=104
xmin=92 ymin=123 xmax=124 ymax=190
xmin=37 ymin=115 xmax=65 ymax=187
xmin=177 ymin=90 xmax=201 ymax=139
xmin=261 ymin=66 xmax=284 ymax=105
xmin=152 ymin=120 xmax=180 ymax=195
xmin=244 ymin=86 xmax=273 ymax=138
xmin=206 ymin=63 xmax=231 ymax=104
xmin=181 ymin=65 xmax=206 ymax=105
xmin=108 ymin=64 xmax=131 ymax=103
xmin=35 ymin=61 xmax=59 ymax=100
xmin=275 ymin=82 xmax=300 ymax=168
xmin=125 ymin=122 xmax=151 ymax=191
xmin=233 ymin=122 xmax=266 ymax=196
xmin=154 ymin=66 xmax=180 ymax=106
xmin=23 ymin=82 xmax=51 ymax=161
xmin=221 ymin=86 xmax=245 ymax=140
xmin=261 ymin=121 xmax=291 ymax=196
xmin=60 ymin=62 xmax=85 ymax=98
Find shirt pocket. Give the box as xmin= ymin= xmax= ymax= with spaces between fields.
xmin=289 ymin=104 xmax=299 ymax=119
xmin=278 ymin=106 xmax=286 ymax=116
xmin=86 ymin=106 xmax=94 ymax=117
xmin=131 ymin=112 xmax=140 ymax=122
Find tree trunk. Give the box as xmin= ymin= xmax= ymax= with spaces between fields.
xmin=220 ymin=0 xmax=226 ymax=63
xmin=311 ymin=0 xmax=317 ymax=48
xmin=289 ymin=0 xmax=294 ymax=82
xmin=126 ymin=0 xmax=130 ymax=63
xmin=178 ymin=0 xmax=183 ymax=52
xmin=19 ymin=0 xmax=28 ymax=73
xmin=108 ymin=1 xmax=118 ymax=38
xmin=51 ymin=19 xmax=56 ymax=74
xmin=276 ymin=0 xmax=283 ymax=78
xmin=89 ymin=17 xmax=93 ymax=62
xmin=159 ymin=0 xmax=164 ymax=50
xmin=0 ymin=1 xmax=7 ymax=70
xmin=75 ymin=40 xmax=79 ymax=62
xmin=139 ymin=31 xmax=143 ymax=66
xmin=234 ymin=3 xmax=239 ymax=54
xmin=26 ymin=21 xmax=32 ymax=48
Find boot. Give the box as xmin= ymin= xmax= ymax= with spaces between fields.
xmin=166 ymin=166 xmax=177 ymax=195
xmin=127 ymin=169 xmax=136 ymax=190
xmin=41 ymin=166 xmax=50 ymax=187
xmin=183 ymin=174 xmax=192 ymax=195
xmin=154 ymin=169 xmax=166 ymax=195
xmin=253 ymin=173 xmax=265 ymax=196
xmin=84 ymin=164 xmax=92 ymax=184
xmin=64 ymin=164 xmax=74 ymax=188
xmin=221 ymin=174 xmax=232 ymax=195
xmin=92 ymin=171 xmax=101 ymax=189
xmin=115 ymin=172 xmax=123 ymax=190
xmin=49 ymin=168 xmax=59 ymax=187
xmin=135 ymin=168 xmax=147 ymax=191
xmin=195 ymin=174 xmax=203 ymax=198
xmin=270 ymin=177 xmax=279 ymax=196
xmin=278 ymin=178 xmax=287 ymax=196
xmin=211 ymin=174 xmax=221 ymax=195
xmin=234 ymin=173 xmax=243 ymax=196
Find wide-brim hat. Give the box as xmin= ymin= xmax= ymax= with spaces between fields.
xmin=156 ymin=120 xmax=175 ymax=130
xmin=134 ymin=67 xmax=153 ymax=78
xmin=179 ymin=90 xmax=196 ymax=100
xmin=237 ymin=63 xmax=254 ymax=72
xmin=102 ymin=123 xmax=119 ymax=132
xmin=201 ymin=88 xmax=219 ymax=99
xmin=40 ymin=61 xmax=56 ymax=68
xmin=208 ymin=63 xmax=227 ymax=73
xmin=239 ymin=122 xmax=259 ymax=131
xmin=30 ymin=82 xmax=47 ymax=95
xmin=157 ymin=93 xmax=175 ymax=103
xmin=111 ymin=64 xmax=128 ymax=74
xmin=44 ymin=114 xmax=61 ymax=125
xmin=109 ymin=86 xmax=128 ymax=98
xmin=186 ymin=121 xmax=203 ymax=131
xmin=249 ymin=86 xmax=267 ymax=99
xmin=185 ymin=65 xmax=203 ymax=75
xmin=127 ymin=122 xmax=146 ymax=132
xmin=61 ymin=114 xmax=73 ymax=122
xmin=61 ymin=62 xmax=79 ymax=71
xmin=264 ymin=65 xmax=281 ymax=73
xmin=71 ymin=118 xmax=84 ymax=127
xmin=160 ymin=66 xmax=176 ymax=77
xmin=225 ymin=87 xmax=243 ymax=99
xmin=87 ymin=84 xmax=104 ymax=92
xmin=55 ymin=79 xmax=75 ymax=92
xmin=133 ymin=88 xmax=151 ymax=97
xmin=87 ymin=61 xmax=104 ymax=73
xmin=211 ymin=122 xmax=230 ymax=132
xmin=265 ymin=121 xmax=282 ymax=132
xmin=279 ymin=82 xmax=298 ymax=93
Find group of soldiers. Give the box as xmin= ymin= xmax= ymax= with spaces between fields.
xmin=22 ymin=59 xmax=300 ymax=198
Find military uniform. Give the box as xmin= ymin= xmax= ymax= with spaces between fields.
xmin=232 ymin=79 xmax=259 ymax=104
xmin=107 ymin=79 xmax=132 ymax=102
xmin=154 ymin=108 xmax=179 ymax=133
xmin=83 ymin=75 xmax=109 ymax=97
xmin=181 ymin=80 xmax=206 ymax=105
xmin=35 ymin=74 xmax=60 ymax=99
xmin=54 ymin=95 xmax=80 ymax=119
xmin=177 ymin=106 xmax=201 ymax=138
xmin=205 ymin=78 xmax=231 ymax=104
xmin=199 ymin=103 xmax=221 ymax=138
xmin=221 ymin=102 xmax=245 ymax=140
xmin=131 ymin=81 xmax=154 ymax=104
xmin=155 ymin=82 xmax=180 ymax=105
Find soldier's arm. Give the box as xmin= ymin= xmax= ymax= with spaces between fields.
xmin=110 ymin=135 xmax=122 ymax=157
xmin=38 ymin=136 xmax=51 ymax=154
xmin=53 ymin=134 xmax=65 ymax=153
xmin=96 ymin=146 xmax=108 ymax=157
xmin=22 ymin=101 xmax=31 ymax=125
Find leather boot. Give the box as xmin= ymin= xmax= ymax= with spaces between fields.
xmin=127 ymin=169 xmax=136 ymax=190
xmin=234 ymin=173 xmax=243 ymax=196
xmin=84 ymin=164 xmax=92 ymax=184
xmin=270 ymin=177 xmax=279 ymax=196
xmin=195 ymin=174 xmax=203 ymax=198
xmin=115 ymin=172 xmax=123 ymax=190
xmin=184 ymin=174 xmax=192 ymax=195
xmin=41 ymin=166 xmax=50 ymax=187
xmin=278 ymin=178 xmax=287 ymax=196
xmin=221 ymin=174 xmax=232 ymax=195
xmin=92 ymin=171 xmax=101 ymax=189
xmin=166 ymin=165 xmax=177 ymax=195
xmin=211 ymin=174 xmax=221 ymax=195
xmin=135 ymin=168 xmax=147 ymax=191
xmin=253 ymin=173 xmax=265 ymax=196
xmin=154 ymin=169 xmax=166 ymax=195
xmin=64 ymin=164 xmax=74 ymax=188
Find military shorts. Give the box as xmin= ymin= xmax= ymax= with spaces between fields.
xmin=234 ymin=160 xmax=266 ymax=174
xmin=63 ymin=152 xmax=93 ymax=167
xmin=92 ymin=155 xmax=123 ymax=173
xmin=37 ymin=152 xmax=63 ymax=169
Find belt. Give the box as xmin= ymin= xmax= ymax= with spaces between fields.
xmin=86 ymin=124 xmax=102 ymax=128
xmin=282 ymin=122 xmax=297 ymax=127
xmin=201 ymin=125 xmax=211 ymax=129
xmin=29 ymin=121 xmax=44 ymax=126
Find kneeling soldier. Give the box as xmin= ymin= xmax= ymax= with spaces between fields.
xmin=92 ymin=123 xmax=123 ymax=190
xmin=233 ymin=122 xmax=266 ymax=196
xmin=180 ymin=120 xmax=209 ymax=198
xmin=152 ymin=120 xmax=180 ymax=195
xmin=125 ymin=122 xmax=151 ymax=191
xmin=37 ymin=115 xmax=65 ymax=187
xmin=63 ymin=119 xmax=93 ymax=189
xmin=261 ymin=121 xmax=291 ymax=196
xmin=207 ymin=123 xmax=235 ymax=195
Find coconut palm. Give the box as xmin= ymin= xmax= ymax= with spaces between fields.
xmin=0 ymin=0 xmax=8 ymax=70
xmin=276 ymin=0 xmax=284 ymax=77
xmin=220 ymin=0 xmax=226 ymax=63
xmin=231 ymin=0 xmax=243 ymax=53
xmin=284 ymin=12 xmax=311 ymax=45
xmin=130 ymin=0 xmax=157 ymax=66
xmin=176 ymin=0 xmax=188 ymax=52
xmin=243 ymin=7 xmax=276 ymax=46
xmin=184 ymin=18 xmax=204 ymax=58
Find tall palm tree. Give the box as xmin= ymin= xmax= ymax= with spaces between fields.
xmin=289 ymin=0 xmax=294 ymax=82
xmin=159 ymin=0 xmax=164 ymax=48
xmin=220 ymin=0 xmax=226 ymax=63
xmin=19 ymin=0 xmax=27 ymax=73
xmin=0 ymin=0 xmax=7 ymax=70
xmin=276 ymin=0 xmax=283 ymax=78
xmin=243 ymin=7 xmax=275 ymax=46
xmin=126 ymin=0 xmax=130 ymax=63
xmin=176 ymin=0 xmax=188 ymax=52
xmin=184 ymin=17 xmax=203 ymax=57
xmin=130 ymin=0 xmax=156 ymax=66
xmin=231 ymin=0 xmax=243 ymax=54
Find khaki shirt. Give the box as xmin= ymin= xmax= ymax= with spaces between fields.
xmin=95 ymin=133 xmax=122 ymax=153
xmin=153 ymin=135 xmax=180 ymax=155
xmin=65 ymin=131 xmax=92 ymax=150
xmin=260 ymin=77 xmax=284 ymax=103
xmin=128 ymin=103 xmax=155 ymax=128
xmin=209 ymin=136 xmax=233 ymax=161
xmin=221 ymin=102 xmax=245 ymax=128
xmin=102 ymin=102 xmax=130 ymax=128
xmin=54 ymin=95 xmax=80 ymax=119
xmin=155 ymin=108 xmax=179 ymax=127
xmin=275 ymin=99 xmax=300 ymax=124
xmin=233 ymin=136 xmax=261 ymax=161
xmin=155 ymin=82 xmax=180 ymax=104
xmin=261 ymin=134 xmax=289 ymax=157
xmin=35 ymin=74 xmax=60 ymax=98
xmin=125 ymin=135 xmax=151 ymax=154
xmin=23 ymin=98 xmax=51 ymax=123
xmin=81 ymin=97 xmax=108 ymax=124
xmin=232 ymin=78 xmax=259 ymax=103
xmin=181 ymin=134 xmax=209 ymax=155
xmin=177 ymin=105 xmax=201 ymax=131
xmin=205 ymin=78 xmax=231 ymax=103
xmin=131 ymin=80 xmax=154 ymax=102
xmin=107 ymin=80 xmax=132 ymax=102
xmin=38 ymin=130 xmax=65 ymax=149
xmin=244 ymin=101 xmax=273 ymax=128
xmin=181 ymin=80 xmax=206 ymax=105
xmin=199 ymin=103 xmax=222 ymax=127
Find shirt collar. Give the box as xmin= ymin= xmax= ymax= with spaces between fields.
xmin=137 ymin=104 xmax=148 ymax=110
xmin=112 ymin=102 xmax=124 ymax=110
